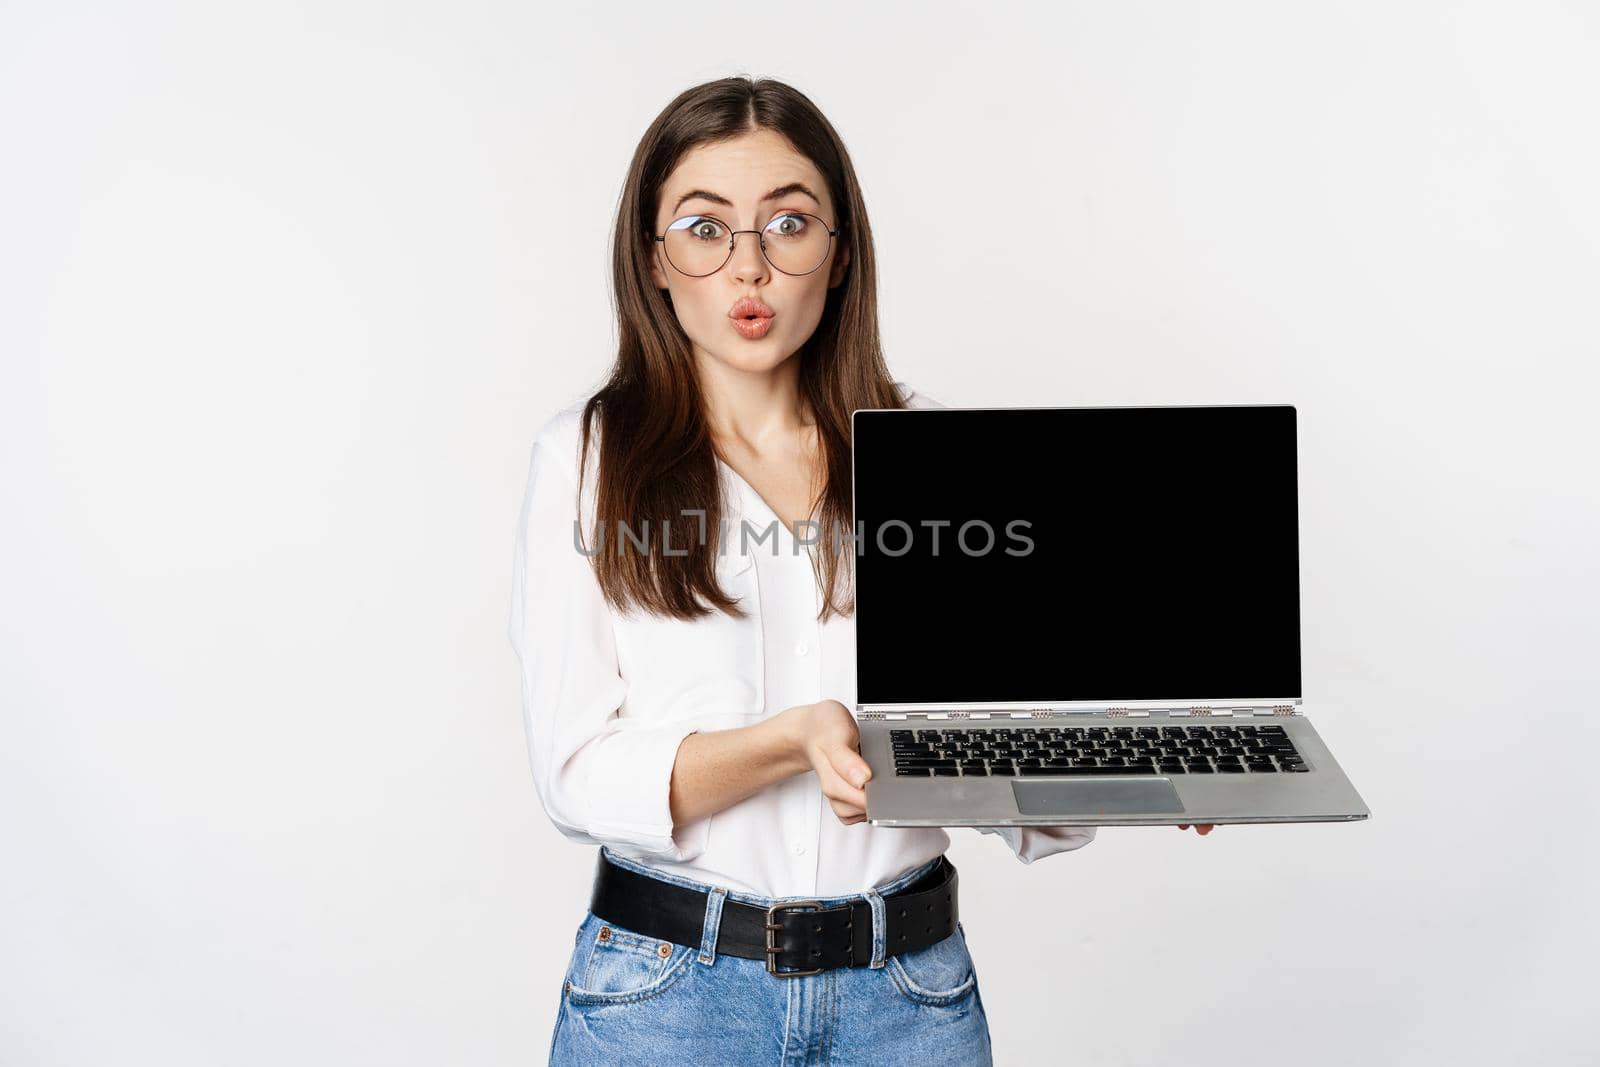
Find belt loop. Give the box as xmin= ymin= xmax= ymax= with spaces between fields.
xmin=863 ymin=887 xmax=887 ymax=969
xmin=697 ymin=886 xmax=728 ymax=966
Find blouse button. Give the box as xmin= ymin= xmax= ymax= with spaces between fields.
xmin=795 ymin=641 xmax=809 ymax=657
xmin=793 ymin=843 xmax=806 ymax=855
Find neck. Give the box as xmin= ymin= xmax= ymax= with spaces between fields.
xmin=694 ymin=349 xmax=813 ymax=452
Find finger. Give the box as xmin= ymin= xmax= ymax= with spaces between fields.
xmin=816 ymin=754 xmax=867 ymax=811
xmin=821 ymin=749 xmax=871 ymax=803
xmin=825 ymin=745 xmax=873 ymax=791
xmin=833 ymin=803 xmax=866 ymax=823
xmin=828 ymin=795 xmax=866 ymax=822
xmin=828 ymin=797 xmax=866 ymax=823
xmin=1177 ymin=824 xmax=1188 ymax=830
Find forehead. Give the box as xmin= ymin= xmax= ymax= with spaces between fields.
xmin=660 ymin=129 xmax=830 ymax=215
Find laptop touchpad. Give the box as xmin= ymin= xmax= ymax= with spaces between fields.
xmin=1012 ymin=779 xmax=1185 ymax=816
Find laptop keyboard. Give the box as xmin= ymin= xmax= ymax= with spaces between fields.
xmin=889 ymin=724 xmax=1308 ymax=777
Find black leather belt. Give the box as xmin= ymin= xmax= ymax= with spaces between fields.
xmin=589 ymin=851 xmax=959 ymax=978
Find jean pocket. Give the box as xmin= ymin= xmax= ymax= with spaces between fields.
xmin=565 ymin=911 xmax=696 ymax=1006
xmin=885 ymin=920 xmax=978 ymax=1007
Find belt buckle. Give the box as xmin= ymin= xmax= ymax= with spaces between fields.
xmin=764 ymin=900 xmax=833 ymax=978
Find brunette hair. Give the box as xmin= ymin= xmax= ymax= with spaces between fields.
xmin=576 ymin=75 xmax=905 ymax=623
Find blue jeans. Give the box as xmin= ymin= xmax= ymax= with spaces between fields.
xmin=549 ymin=847 xmax=993 ymax=1066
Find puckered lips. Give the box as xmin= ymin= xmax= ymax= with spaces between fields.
xmin=728 ymin=296 xmax=775 ymax=339
xmin=728 ymin=296 xmax=775 ymax=321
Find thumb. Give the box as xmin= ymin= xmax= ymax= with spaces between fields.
xmin=828 ymin=747 xmax=872 ymax=789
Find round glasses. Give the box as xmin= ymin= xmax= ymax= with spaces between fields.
xmin=653 ymin=212 xmax=840 ymax=278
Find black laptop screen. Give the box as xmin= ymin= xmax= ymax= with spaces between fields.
xmin=850 ymin=405 xmax=1302 ymax=705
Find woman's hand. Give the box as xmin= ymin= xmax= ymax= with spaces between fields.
xmin=779 ymin=699 xmax=872 ymax=826
xmin=772 ymin=702 xmax=1219 ymax=834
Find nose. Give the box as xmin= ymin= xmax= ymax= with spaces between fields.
xmin=727 ymin=229 xmax=770 ymax=285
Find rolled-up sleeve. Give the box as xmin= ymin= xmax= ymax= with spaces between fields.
xmin=975 ymin=824 xmax=1098 ymax=864
xmin=507 ymin=429 xmax=739 ymax=863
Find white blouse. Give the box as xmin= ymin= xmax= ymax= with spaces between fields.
xmin=508 ymin=382 xmax=1095 ymax=899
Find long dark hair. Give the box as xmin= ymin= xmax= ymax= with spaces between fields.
xmin=578 ymin=75 xmax=905 ymax=623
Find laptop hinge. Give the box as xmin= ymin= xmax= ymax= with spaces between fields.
xmin=857 ymin=703 xmax=1300 ymax=721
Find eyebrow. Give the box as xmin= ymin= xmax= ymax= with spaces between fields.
xmin=672 ymin=182 xmax=822 ymax=215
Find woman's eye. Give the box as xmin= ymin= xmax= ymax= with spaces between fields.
xmin=689 ymin=218 xmax=725 ymax=241
xmin=766 ymin=213 xmax=808 ymax=237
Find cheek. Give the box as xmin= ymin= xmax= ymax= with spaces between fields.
xmin=784 ymin=280 xmax=833 ymax=329
xmin=669 ymin=284 xmax=723 ymax=332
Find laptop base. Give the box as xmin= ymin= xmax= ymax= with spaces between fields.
xmin=858 ymin=709 xmax=1371 ymax=827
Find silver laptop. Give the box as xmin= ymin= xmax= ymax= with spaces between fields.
xmin=850 ymin=404 xmax=1370 ymax=827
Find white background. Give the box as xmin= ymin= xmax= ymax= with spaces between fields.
xmin=2 ymin=2 xmax=1596 ymax=1064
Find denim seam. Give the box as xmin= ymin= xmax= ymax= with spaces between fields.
xmin=781 ymin=972 xmax=794 ymax=1062
xmin=821 ymin=966 xmax=835 ymax=1063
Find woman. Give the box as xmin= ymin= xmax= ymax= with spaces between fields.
xmin=510 ymin=75 xmax=1212 ymax=1066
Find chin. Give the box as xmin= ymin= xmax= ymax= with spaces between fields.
xmin=702 ymin=342 xmax=796 ymax=376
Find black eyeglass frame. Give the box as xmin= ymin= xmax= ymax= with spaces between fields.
xmin=651 ymin=211 xmax=843 ymax=278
